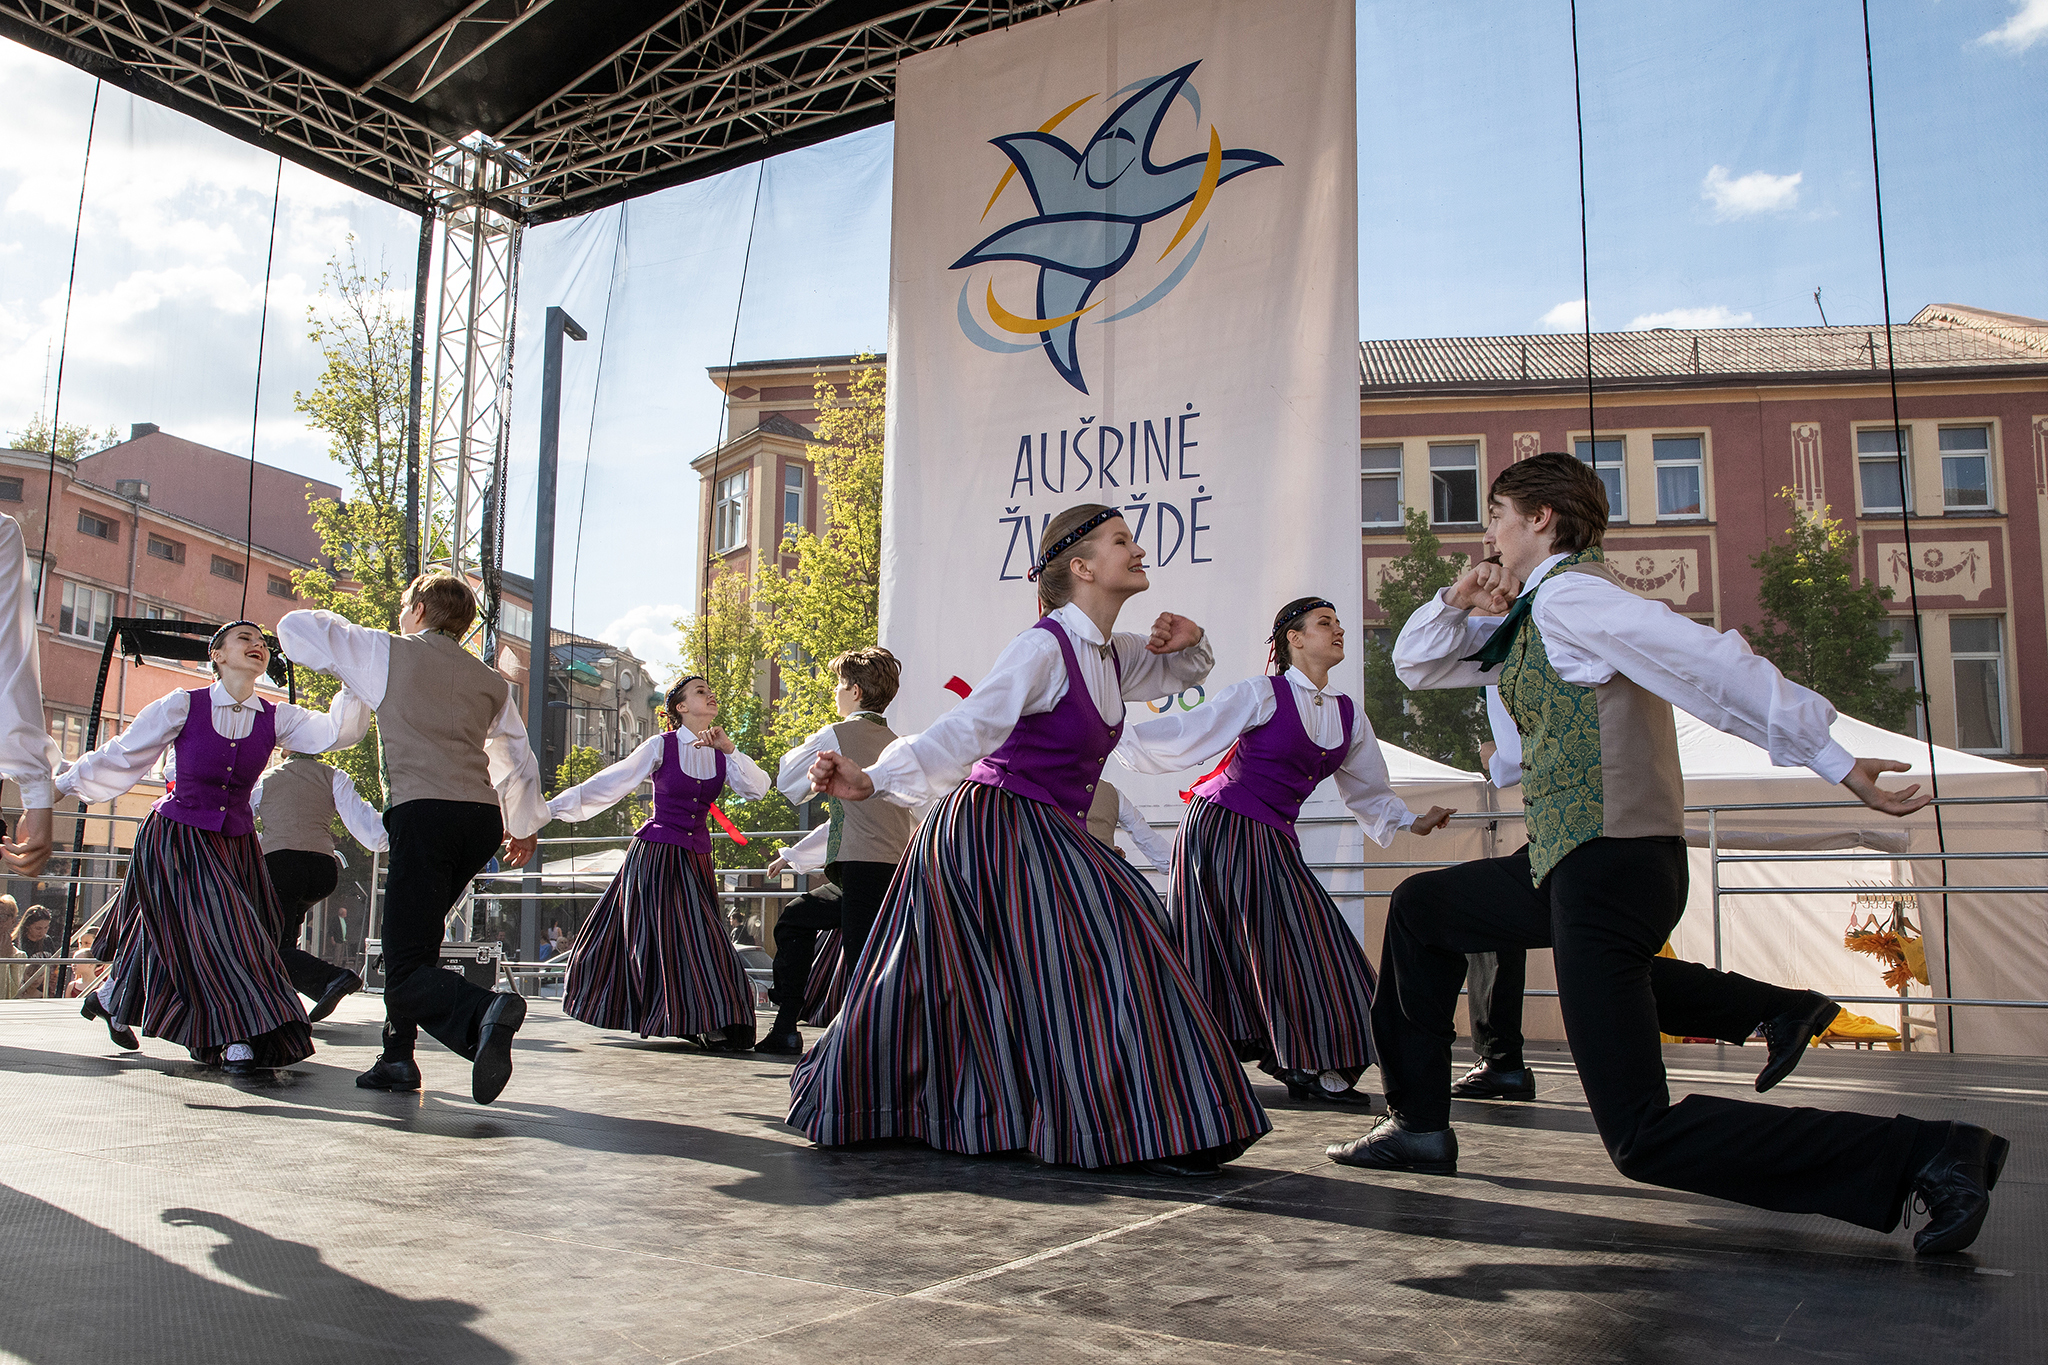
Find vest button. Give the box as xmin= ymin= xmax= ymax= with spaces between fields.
xmin=1085 ymin=783 xmax=1094 ymax=792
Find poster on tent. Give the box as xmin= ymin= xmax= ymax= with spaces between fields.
xmin=879 ymin=0 xmax=1361 ymax=812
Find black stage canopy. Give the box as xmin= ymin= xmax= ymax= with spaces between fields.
xmin=0 ymin=0 xmax=1083 ymax=223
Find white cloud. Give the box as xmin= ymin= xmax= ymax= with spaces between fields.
xmin=1978 ymin=0 xmax=2048 ymax=51
xmin=1538 ymin=299 xmax=1587 ymax=331
xmin=1627 ymin=305 xmax=1755 ymax=330
xmin=1701 ymin=165 xmax=1802 ymax=219
xmin=596 ymin=603 xmax=692 ymax=672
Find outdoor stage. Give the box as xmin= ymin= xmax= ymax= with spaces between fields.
xmin=1 ymin=997 xmax=2036 ymax=1364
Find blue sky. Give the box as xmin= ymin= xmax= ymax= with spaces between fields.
xmin=2 ymin=0 xmax=2042 ymax=670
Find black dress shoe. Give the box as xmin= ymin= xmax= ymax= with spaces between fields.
xmin=307 ymin=970 xmax=363 ymax=1023
xmin=1137 ymin=1156 xmax=1223 ymax=1179
xmin=754 ymin=1030 xmax=804 ymax=1055
xmin=1327 ymin=1116 xmax=1458 ymax=1175
xmin=80 ymin=992 xmax=139 ymax=1051
xmin=1452 ymin=1062 xmax=1536 ymax=1101
xmin=1756 ymin=991 xmax=1840 ymax=1093
xmin=356 ymin=1056 xmax=423 ymax=1091
xmin=1279 ymin=1069 xmax=1376 ymax=1107
xmin=472 ymin=992 xmax=527 ymax=1105
xmin=222 ymin=1055 xmax=262 ymax=1077
xmin=1910 ymin=1123 xmax=2010 ymax=1255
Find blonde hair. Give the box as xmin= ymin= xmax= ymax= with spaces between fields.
xmin=401 ymin=573 xmax=478 ymax=635
xmin=1034 ymin=503 xmax=1121 ymax=615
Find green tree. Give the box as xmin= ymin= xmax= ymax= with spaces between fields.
xmin=751 ymin=357 xmax=885 ymax=755
xmin=677 ymin=567 xmax=795 ymax=868
xmin=7 ymin=416 xmax=119 ymax=461
xmin=1357 ymin=509 xmax=1486 ymax=771
xmin=537 ymin=742 xmax=649 ymax=853
xmin=1744 ymin=492 xmax=1917 ymax=733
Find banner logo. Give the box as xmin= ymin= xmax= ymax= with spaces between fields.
xmin=951 ymin=61 xmax=1280 ymax=394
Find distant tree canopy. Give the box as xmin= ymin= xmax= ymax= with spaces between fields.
xmin=7 ymin=416 xmax=119 ymax=461
xmin=1358 ymin=509 xmax=1486 ymax=773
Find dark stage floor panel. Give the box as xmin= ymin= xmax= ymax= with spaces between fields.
xmin=1 ymin=998 xmax=2037 ymax=1363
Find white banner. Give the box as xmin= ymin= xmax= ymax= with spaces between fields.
xmin=880 ymin=0 xmax=1360 ymax=813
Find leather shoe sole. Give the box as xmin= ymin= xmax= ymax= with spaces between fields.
xmin=80 ymin=993 xmax=139 ymax=1052
xmin=753 ymin=1031 xmax=804 ymax=1055
xmin=1327 ymin=1117 xmax=1458 ymax=1176
xmin=1913 ymin=1124 xmax=2010 ymax=1256
xmin=472 ymin=992 xmax=527 ymax=1105
xmin=1279 ymin=1070 xmax=1376 ymax=1107
xmin=307 ymin=971 xmax=363 ymax=1023
xmin=1452 ymin=1064 xmax=1536 ymax=1101
xmin=1757 ymin=992 xmax=1840 ymax=1093
xmin=221 ymin=1057 xmax=262 ymax=1077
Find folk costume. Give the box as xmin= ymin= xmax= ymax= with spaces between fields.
xmin=761 ymin=823 xmax=849 ymax=1033
xmin=60 ymin=681 xmax=367 ymax=1067
xmin=276 ymin=610 xmax=547 ymax=1099
xmin=1123 ymin=663 xmax=1420 ymax=1104
xmin=251 ymin=752 xmax=387 ymax=1018
xmin=786 ymin=602 xmax=1271 ymax=1170
xmin=1368 ymin=548 xmax=1953 ymax=1232
xmin=0 ymin=515 xmax=58 ymax=824
xmin=1084 ymin=780 xmax=1174 ymax=870
xmin=1456 ymin=688 xmax=1535 ymax=1101
xmin=547 ymin=727 xmax=769 ymax=1047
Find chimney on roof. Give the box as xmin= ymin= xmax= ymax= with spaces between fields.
xmin=130 ymin=422 xmax=159 ymax=440
xmin=115 ymin=479 xmax=150 ymax=503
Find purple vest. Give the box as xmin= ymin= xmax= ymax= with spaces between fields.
xmin=968 ymin=617 xmax=1123 ymax=827
xmin=636 ymin=730 xmax=727 ymax=853
xmin=1194 ymin=674 xmax=1352 ymax=843
xmin=155 ymin=688 xmax=275 ymax=837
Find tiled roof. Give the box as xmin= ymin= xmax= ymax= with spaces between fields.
xmin=1359 ymin=304 xmax=2048 ymax=391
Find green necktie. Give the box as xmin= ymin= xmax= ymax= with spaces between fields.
xmin=1459 ymin=592 xmax=1535 ymax=673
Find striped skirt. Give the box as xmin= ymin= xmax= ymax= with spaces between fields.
xmin=562 ymin=838 xmax=756 ymax=1039
xmin=99 ymin=812 xmax=312 ymax=1068
xmin=1170 ymin=796 xmax=1377 ymax=1077
xmin=787 ymin=782 xmax=1271 ymax=1168
xmin=802 ymin=929 xmax=847 ymax=1027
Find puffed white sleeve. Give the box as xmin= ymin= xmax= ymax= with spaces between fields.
xmin=56 ymin=691 xmax=190 ymax=804
xmin=484 ymin=694 xmax=551 ymax=838
xmin=1334 ymin=713 xmax=1418 ymax=848
xmin=330 ymin=768 xmax=390 ymax=852
xmin=546 ymin=734 xmax=663 ymax=824
xmin=782 ymin=822 xmax=830 ymax=874
xmin=273 ymin=688 xmax=372 ymax=756
xmin=1118 ymin=676 xmax=1272 ymax=774
xmin=864 ymin=630 xmax=1064 ymax=808
xmin=275 ymin=610 xmax=392 ymax=708
xmin=776 ymin=722 xmax=836 ymax=804
xmin=0 ymin=516 xmax=59 ymax=808
xmin=1393 ymin=592 xmax=1502 ymax=691
xmin=1110 ymin=628 xmax=1214 ymax=702
xmin=1484 ymin=688 xmax=1523 ymax=788
xmin=1115 ymin=789 xmax=1175 ymax=870
xmin=722 ymin=747 xmax=770 ymax=800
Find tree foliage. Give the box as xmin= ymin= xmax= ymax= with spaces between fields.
xmin=537 ymin=743 xmax=649 ymax=849
xmin=675 ymin=568 xmax=794 ymax=867
xmin=1357 ymin=509 xmax=1486 ymax=772
xmin=7 ymin=416 xmax=119 ymax=461
xmin=1744 ymin=492 xmax=1917 ymax=733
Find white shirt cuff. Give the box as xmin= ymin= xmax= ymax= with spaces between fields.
xmin=1810 ymin=740 xmax=1857 ymax=786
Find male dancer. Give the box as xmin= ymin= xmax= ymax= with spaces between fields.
xmin=0 ymin=513 xmax=57 ymax=877
xmin=252 ymin=750 xmax=388 ymax=1021
xmin=279 ymin=575 xmax=548 ymax=1104
xmin=1456 ymin=709 xmax=1534 ymax=1101
xmin=761 ymin=648 xmax=915 ymax=1053
xmin=1332 ymin=452 xmax=2007 ymax=1256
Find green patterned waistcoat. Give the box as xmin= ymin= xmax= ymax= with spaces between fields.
xmin=1498 ymin=548 xmax=1686 ymax=885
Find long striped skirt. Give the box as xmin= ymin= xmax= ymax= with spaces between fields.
xmin=802 ymin=929 xmax=847 ymax=1027
xmin=1170 ymin=796 xmax=1377 ymax=1078
xmin=562 ymin=838 xmax=756 ymax=1039
xmin=99 ymin=812 xmax=312 ymax=1067
xmin=787 ymin=782 xmax=1271 ymax=1168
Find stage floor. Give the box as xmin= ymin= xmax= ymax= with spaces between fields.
xmin=1 ymin=997 xmax=2037 ymax=1364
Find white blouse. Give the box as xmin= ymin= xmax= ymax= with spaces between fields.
xmin=0 ymin=516 xmax=59 ymax=808
xmin=864 ymin=602 xmax=1215 ymax=809
xmin=1120 ymin=667 xmax=1417 ymax=846
xmin=57 ymin=683 xmax=372 ymax=804
xmin=547 ymin=727 xmax=770 ymax=824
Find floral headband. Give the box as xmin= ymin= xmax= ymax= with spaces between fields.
xmin=1026 ymin=509 xmax=1123 ymax=583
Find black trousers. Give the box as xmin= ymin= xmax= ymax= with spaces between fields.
xmin=1465 ymin=950 xmax=1527 ymax=1069
xmin=769 ymin=891 xmax=843 ymax=1010
xmin=264 ymin=849 xmax=351 ymax=1001
xmin=834 ymin=861 xmax=897 ymax=971
xmin=379 ymin=800 xmax=505 ymax=1062
xmin=1374 ymin=837 xmax=1926 ymax=1232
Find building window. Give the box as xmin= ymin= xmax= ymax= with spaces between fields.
xmin=49 ymin=713 xmax=88 ymax=761
xmin=1652 ymin=436 xmax=1704 ymax=519
xmin=1361 ymin=446 xmax=1403 ymax=527
xmin=146 ymin=534 xmax=184 ymax=563
xmin=0 ymin=477 xmax=21 ymax=502
xmin=59 ymin=581 xmax=113 ymax=643
xmin=77 ymin=511 xmax=116 ymax=541
xmin=1950 ymin=617 xmax=2006 ymax=752
xmin=500 ymin=601 xmax=532 ymax=640
xmin=266 ymin=575 xmax=295 ymax=599
xmin=1573 ymin=437 xmax=1627 ymax=521
xmin=210 ymin=555 xmax=244 ymax=582
xmin=141 ymin=604 xmax=172 ymax=621
xmin=1856 ymin=427 xmax=1910 ymax=514
xmin=1939 ymin=426 xmax=1992 ymax=511
xmin=713 ymin=470 xmax=749 ymax=554
xmin=1428 ymin=443 xmax=1479 ymax=525
xmin=1876 ymin=618 xmax=1926 ymax=740
xmin=782 ymin=465 xmax=805 ymax=533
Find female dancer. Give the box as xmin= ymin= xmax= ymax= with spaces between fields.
xmin=796 ymin=504 xmax=1271 ymax=1177
xmin=547 ymin=676 xmax=769 ymax=1050
xmin=1122 ymin=598 xmax=1453 ymax=1106
xmin=62 ymin=622 xmax=366 ymax=1071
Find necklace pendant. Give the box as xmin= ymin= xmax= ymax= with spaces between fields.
xmin=1312 ymin=694 xmax=1324 ymax=706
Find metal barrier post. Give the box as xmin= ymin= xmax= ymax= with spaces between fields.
xmin=1708 ymin=806 xmax=1721 ymax=973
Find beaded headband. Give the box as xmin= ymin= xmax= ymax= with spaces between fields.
xmin=1026 ymin=508 xmax=1123 ymax=583
xmin=208 ymin=619 xmax=269 ymax=651
xmin=1269 ymin=598 xmax=1336 ymax=642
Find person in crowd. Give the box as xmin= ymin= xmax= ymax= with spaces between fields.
xmin=795 ymin=504 xmax=1269 ymax=1177
xmin=60 ymin=623 xmax=367 ymax=1070
xmin=763 ymin=648 xmax=918 ymax=1054
xmin=65 ymin=927 xmax=105 ymax=997
xmin=545 ymin=675 xmax=768 ymax=1051
xmin=0 ymin=895 xmax=21 ymax=1000
xmin=1336 ymin=451 xmax=2008 ymax=1257
xmin=1120 ymin=596 xmax=1454 ymax=1108
xmin=279 ymin=574 xmax=548 ymax=1104
xmin=252 ymin=750 xmax=386 ymax=1022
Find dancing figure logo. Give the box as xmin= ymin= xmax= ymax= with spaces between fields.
xmin=951 ymin=62 xmax=1281 ymax=394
